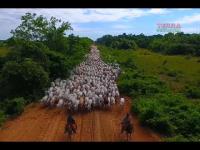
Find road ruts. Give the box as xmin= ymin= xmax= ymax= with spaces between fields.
xmin=0 ymin=97 xmax=161 ymax=142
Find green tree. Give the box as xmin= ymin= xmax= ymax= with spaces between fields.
xmin=11 ymin=12 xmax=72 ymax=52
xmin=0 ymin=59 xmax=49 ymax=101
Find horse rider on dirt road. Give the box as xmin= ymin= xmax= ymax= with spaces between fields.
xmin=121 ymin=113 xmax=132 ymax=134
xmin=65 ymin=113 xmax=77 ymax=134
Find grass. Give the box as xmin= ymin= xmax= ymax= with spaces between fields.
xmin=100 ymin=46 xmax=200 ymax=93
xmin=99 ymin=45 xmax=200 ymax=141
xmin=126 ymin=49 xmax=200 ymax=93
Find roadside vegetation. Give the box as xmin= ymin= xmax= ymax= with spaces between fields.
xmin=98 ymin=37 xmax=200 ymax=141
xmin=0 ymin=13 xmax=93 ymax=126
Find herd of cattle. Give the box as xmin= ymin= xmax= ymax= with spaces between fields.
xmin=41 ymin=46 xmax=125 ymax=112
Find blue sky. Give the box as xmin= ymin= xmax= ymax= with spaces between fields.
xmin=1 ymin=8 xmax=200 ymax=40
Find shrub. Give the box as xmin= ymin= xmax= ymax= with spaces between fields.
xmin=121 ymin=57 xmax=137 ymax=69
xmin=185 ymin=86 xmax=200 ymax=99
xmin=167 ymin=70 xmax=179 ymax=77
xmin=132 ymin=93 xmax=200 ymax=140
xmin=164 ymin=134 xmax=189 ymax=142
xmin=118 ymin=71 xmax=168 ymax=98
xmin=0 ymin=110 xmax=6 ymax=126
xmin=5 ymin=97 xmax=25 ymax=116
xmin=0 ymin=59 xmax=49 ymax=101
xmin=16 ymin=41 xmax=50 ymax=71
xmin=44 ymin=50 xmax=71 ymax=80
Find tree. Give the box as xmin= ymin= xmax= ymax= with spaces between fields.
xmin=96 ymin=34 xmax=137 ymax=50
xmin=11 ymin=12 xmax=72 ymax=51
xmin=15 ymin=41 xmax=50 ymax=71
xmin=11 ymin=13 xmax=48 ymax=41
xmin=45 ymin=17 xmax=72 ymax=51
xmin=67 ymin=34 xmax=80 ymax=54
xmin=45 ymin=50 xmax=71 ymax=80
xmin=0 ymin=59 xmax=49 ymax=101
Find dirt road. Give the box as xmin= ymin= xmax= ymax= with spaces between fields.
xmin=0 ymin=97 xmax=161 ymax=142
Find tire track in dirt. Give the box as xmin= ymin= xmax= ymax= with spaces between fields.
xmin=0 ymin=97 xmax=161 ymax=142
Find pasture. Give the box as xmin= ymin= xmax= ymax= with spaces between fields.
xmin=100 ymin=46 xmax=200 ymax=93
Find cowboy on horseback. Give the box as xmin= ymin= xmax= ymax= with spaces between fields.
xmin=121 ymin=113 xmax=134 ymax=141
xmin=121 ymin=113 xmax=133 ymax=134
xmin=65 ymin=113 xmax=77 ymax=135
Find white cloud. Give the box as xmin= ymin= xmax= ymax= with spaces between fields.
xmin=148 ymin=8 xmax=169 ymax=14
xmin=0 ymin=8 xmax=170 ymax=24
xmin=0 ymin=8 xmax=171 ymax=39
xmin=174 ymin=13 xmax=200 ymax=25
xmin=181 ymin=26 xmax=200 ymax=33
xmin=112 ymin=24 xmax=133 ymax=29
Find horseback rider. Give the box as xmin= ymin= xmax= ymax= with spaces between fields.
xmin=121 ymin=113 xmax=132 ymax=134
xmin=65 ymin=113 xmax=77 ymax=134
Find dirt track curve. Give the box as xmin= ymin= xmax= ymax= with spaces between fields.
xmin=0 ymin=97 xmax=161 ymax=142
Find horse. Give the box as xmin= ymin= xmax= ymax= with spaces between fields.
xmin=64 ymin=123 xmax=77 ymax=141
xmin=121 ymin=122 xmax=134 ymax=141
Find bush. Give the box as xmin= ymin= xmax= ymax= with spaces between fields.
xmin=121 ymin=57 xmax=137 ymax=69
xmin=5 ymin=97 xmax=25 ymax=116
xmin=164 ymin=134 xmax=189 ymax=142
xmin=118 ymin=70 xmax=168 ymax=98
xmin=167 ymin=70 xmax=179 ymax=77
xmin=185 ymin=86 xmax=200 ymax=99
xmin=0 ymin=59 xmax=49 ymax=101
xmin=16 ymin=41 xmax=50 ymax=71
xmin=99 ymin=42 xmax=200 ymax=141
xmin=44 ymin=50 xmax=71 ymax=80
xmin=132 ymin=93 xmax=200 ymax=140
xmin=0 ymin=57 xmax=7 ymax=71
xmin=0 ymin=110 xmax=6 ymax=126
xmin=133 ymin=95 xmax=175 ymax=135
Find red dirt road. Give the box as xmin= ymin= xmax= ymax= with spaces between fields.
xmin=0 ymin=97 xmax=161 ymax=142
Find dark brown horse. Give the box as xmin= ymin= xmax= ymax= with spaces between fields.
xmin=64 ymin=123 xmax=77 ymax=141
xmin=121 ymin=121 xmax=134 ymax=141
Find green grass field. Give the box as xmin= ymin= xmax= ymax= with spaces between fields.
xmin=133 ymin=49 xmax=200 ymax=92
xmin=100 ymin=46 xmax=200 ymax=93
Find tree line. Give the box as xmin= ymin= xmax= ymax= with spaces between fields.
xmin=96 ymin=32 xmax=200 ymax=56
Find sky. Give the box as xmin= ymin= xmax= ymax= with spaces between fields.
xmin=1 ymin=8 xmax=200 ymax=41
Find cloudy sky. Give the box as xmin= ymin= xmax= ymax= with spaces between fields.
xmin=0 ymin=8 xmax=200 ymax=40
